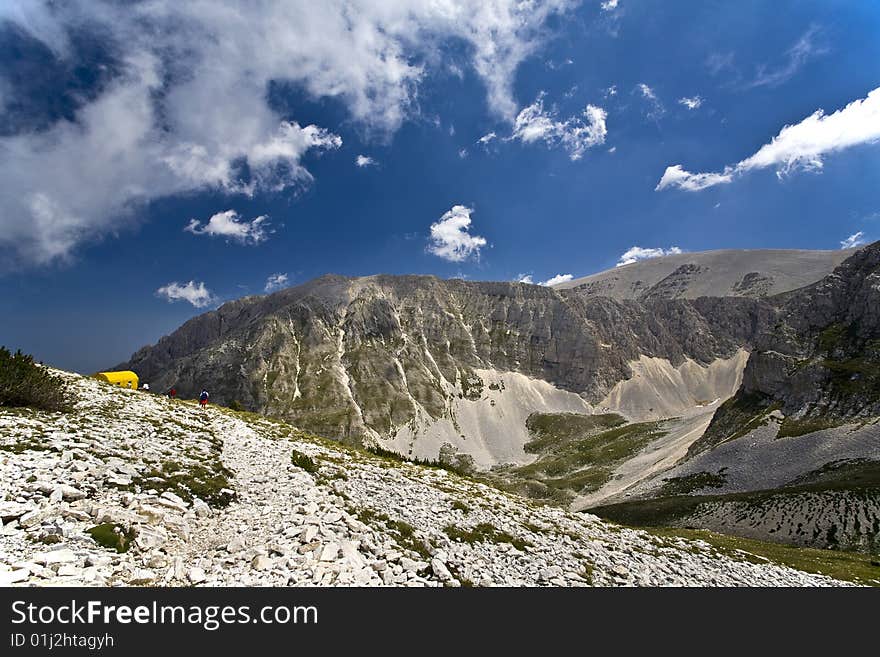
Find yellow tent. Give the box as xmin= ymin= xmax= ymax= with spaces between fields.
xmin=94 ymin=371 xmax=139 ymax=389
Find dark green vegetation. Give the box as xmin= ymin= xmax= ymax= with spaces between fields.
xmin=87 ymin=523 xmax=136 ymax=553
xmin=691 ymin=393 xmax=780 ymax=456
xmin=365 ymin=444 xmax=474 ymax=475
xmin=351 ymin=507 xmax=433 ymax=559
xmin=647 ymin=527 xmax=880 ymax=586
xmin=659 ymin=470 xmax=727 ymax=496
xmin=120 ymin=460 xmax=234 ymax=507
xmin=0 ymin=347 xmax=68 ymax=413
xmin=589 ymin=459 xmax=880 ymax=554
xmin=444 ymin=522 xmax=532 ymax=551
xmin=290 ymin=449 xmax=319 ymax=473
xmin=483 ymin=413 xmax=666 ymax=504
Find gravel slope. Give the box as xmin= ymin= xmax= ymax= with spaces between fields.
xmin=0 ymin=372 xmax=848 ymax=587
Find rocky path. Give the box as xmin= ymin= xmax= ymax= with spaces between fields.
xmin=0 ymin=373 xmax=854 ymax=587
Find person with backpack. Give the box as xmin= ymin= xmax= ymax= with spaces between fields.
xmin=199 ymin=389 xmax=209 ymax=408
xmin=168 ymin=387 xmax=177 ymax=400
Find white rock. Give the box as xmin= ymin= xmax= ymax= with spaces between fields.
xmin=251 ymin=555 xmax=273 ymax=571
xmin=130 ymin=569 xmax=157 ymax=585
xmin=187 ymin=567 xmax=207 ymax=584
xmin=431 ymin=558 xmax=454 ymax=582
xmin=319 ymin=542 xmax=340 ymax=562
xmin=226 ymin=536 xmax=247 ymax=553
xmin=57 ymin=564 xmax=80 ymax=577
xmin=192 ymin=498 xmax=211 ymax=518
xmin=134 ymin=524 xmax=167 ymax=550
xmin=0 ymin=569 xmax=30 ymax=585
xmin=300 ymin=525 xmax=318 ymax=543
xmin=59 ymin=485 xmax=86 ymax=501
xmin=34 ymin=549 xmax=76 ymax=565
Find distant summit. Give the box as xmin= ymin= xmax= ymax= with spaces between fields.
xmin=553 ymin=248 xmax=860 ymax=300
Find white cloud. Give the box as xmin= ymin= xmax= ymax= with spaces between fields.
xmin=458 ymin=148 xmax=469 ymax=159
xmin=184 ymin=210 xmax=271 ymax=245
xmin=517 ymin=273 xmax=574 ymax=286
xmin=657 ymin=86 xmax=880 ymax=191
xmin=427 ymin=205 xmax=487 ymax=262
xmin=0 ymin=0 xmax=576 ymax=265
xmin=604 ymin=85 xmax=617 ymax=98
xmin=600 ymin=0 xmax=619 ymax=10
xmin=355 ymin=154 xmax=377 ymax=168
xmin=636 ymin=83 xmax=665 ymax=119
xmin=510 ymin=93 xmax=607 ymax=160
xmin=607 ymin=146 xmax=617 ymax=153
xmin=749 ymin=26 xmax=825 ymax=89
xmin=840 ymin=232 xmax=866 ymax=249
xmin=678 ymin=96 xmax=703 ymax=110
xmin=264 ymin=272 xmax=290 ymax=292
xmin=155 ymin=281 xmax=216 ymax=308
xmin=478 ymin=132 xmax=497 ymax=145
xmin=655 ymin=165 xmax=734 ymax=192
xmin=541 ymin=273 xmax=574 ymax=286
xmin=616 ymin=246 xmax=683 ymax=267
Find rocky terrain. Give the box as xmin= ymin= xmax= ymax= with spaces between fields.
xmin=111 ymin=244 xmax=880 ymax=557
xmin=0 ymin=372 xmax=851 ymax=587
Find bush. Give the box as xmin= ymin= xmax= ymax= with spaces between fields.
xmin=227 ymin=400 xmax=246 ymax=412
xmin=291 ymin=449 xmax=319 ymax=473
xmin=0 ymin=347 xmax=68 ymax=412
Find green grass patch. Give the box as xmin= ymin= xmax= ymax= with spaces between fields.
xmin=445 ymin=522 xmax=532 ymax=551
xmin=87 ymin=523 xmax=136 ymax=553
xmin=646 ymin=527 xmax=880 ymax=586
xmin=130 ymin=460 xmax=234 ymax=507
xmin=659 ymin=470 xmax=727 ymax=496
xmin=777 ymin=416 xmax=846 ymax=438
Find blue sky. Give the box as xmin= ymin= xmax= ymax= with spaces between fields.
xmin=1 ymin=0 xmax=879 ymax=373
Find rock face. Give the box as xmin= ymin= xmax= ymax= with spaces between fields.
xmin=119 ymin=274 xmax=774 ymax=456
xmin=700 ymin=242 xmax=880 ymax=448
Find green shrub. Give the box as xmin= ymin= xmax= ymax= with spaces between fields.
xmin=87 ymin=523 xmax=136 ymax=553
xmin=227 ymin=400 xmax=246 ymax=412
xmin=291 ymin=449 xmax=319 ymax=473
xmin=0 ymin=347 xmax=68 ymax=412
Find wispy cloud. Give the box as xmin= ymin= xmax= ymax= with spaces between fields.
xmin=156 ymin=281 xmax=216 ymax=308
xmin=185 ymin=210 xmax=271 ymax=245
xmin=636 ymin=83 xmax=665 ymax=119
xmin=600 ymin=0 xmax=620 ymax=11
xmin=616 ymin=246 xmax=682 ymax=267
xmin=678 ymin=96 xmax=703 ymax=110
xmin=427 ymin=205 xmax=487 ymax=262
xmin=510 ymin=92 xmax=607 ymax=160
xmin=264 ymin=272 xmax=290 ymax=292
xmin=840 ymin=232 xmax=866 ymax=249
xmin=749 ymin=26 xmax=826 ymax=88
xmin=355 ymin=154 xmax=377 ymax=168
xmin=657 ymin=86 xmax=880 ymax=191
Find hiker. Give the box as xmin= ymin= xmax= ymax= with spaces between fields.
xmin=199 ymin=389 xmax=209 ymax=408
xmin=168 ymin=387 xmax=177 ymax=400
